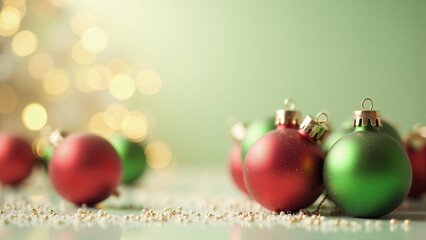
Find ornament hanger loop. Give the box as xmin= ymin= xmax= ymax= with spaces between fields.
xmin=284 ymin=98 xmax=295 ymax=111
xmin=361 ymin=98 xmax=373 ymax=111
xmin=315 ymin=112 xmax=328 ymax=124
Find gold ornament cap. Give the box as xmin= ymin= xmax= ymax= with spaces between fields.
xmin=231 ymin=122 xmax=246 ymax=142
xmin=300 ymin=112 xmax=329 ymax=142
xmin=49 ymin=128 xmax=69 ymax=148
xmin=353 ymin=98 xmax=383 ymax=127
xmin=275 ymin=98 xmax=301 ymax=126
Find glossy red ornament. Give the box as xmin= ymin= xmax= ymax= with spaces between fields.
xmin=0 ymin=133 xmax=34 ymax=185
xmin=405 ymin=126 xmax=426 ymax=198
xmin=49 ymin=133 xmax=122 ymax=205
xmin=244 ymin=113 xmax=328 ymax=212
xmin=229 ymin=143 xmax=248 ymax=194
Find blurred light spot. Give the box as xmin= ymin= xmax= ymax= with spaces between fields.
xmin=50 ymin=0 xmax=73 ymax=8
xmin=0 ymin=21 xmax=19 ymax=36
xmin=74 ymin=67 xmax=92 ymax=92
xmin=88 ymin=112 xmax=115 ymax=139
xmin=28 ymin=53 xmax=55 ymax=79
xmin=42 ymin=68 xmax=69 ymax=95
xmin=109 ymin=73 xmax=135 ymax=100
xmin=130 ymin=61 xmax=151 ymax=76
xmin=12 ymin=30 xmax=38 ymax=56
xmin=71 ymin=40 xmax=96 ymax=65
xmin=71 ymin=11 xmax=96 ymax=36
xmin=136 ymin=69 xmax=163 ymax=95
xmin=106 ymin=58 xmax=129 ymax=75
xmin=35 ymin=136 xmax=49 ymax=158
xmin=419 ymin=126 xmax=426 ymax=138
xmin=145 ymin=141 xmax=172 ymax=169
xmin=121 ymin=111 xmax=148 ymax=142
xmin=31 ymin=0 xmax=57 ymax=18
xmin=4 ymin=0 xmax=27 ymax=16
xmin=22 ymin=103 xmax=47 ymax=131
xmin=86 ymin=65 xmax=112 ymax=91
xmin=104 ymin=103 xmax=128 ymax=130
xmin=0 ymin=84 xmax=18 ymax=114
xmin=82 ymin=27 xmax=108 ymax=52
xmin=0 ymin=55 xmax=14 ymax=81
xmin=0 ymin=7 xmax=21 ymax=30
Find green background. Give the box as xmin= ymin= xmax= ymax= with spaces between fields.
xmin=82 ymin=0 xmax=425 ymax=167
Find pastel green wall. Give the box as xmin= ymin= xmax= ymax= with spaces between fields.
xmin=84 ymin=0 xmax=425 ymax=166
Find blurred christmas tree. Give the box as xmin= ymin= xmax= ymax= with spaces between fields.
xmin=0 ymin=0 xmax=173 ymax=170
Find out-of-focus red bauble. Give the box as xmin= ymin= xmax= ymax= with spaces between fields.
xmin=228 ymin=143 xmax=248 ymax=194
xmin=244 ymin=113 xmax=328 ymax=212
xmin=405 ymin=142 xmax=426 ymax=198
xmin=0 ymin=133 xmax=34 ymax=185
xmin=49 ymin=133 xmax=122 ymax=205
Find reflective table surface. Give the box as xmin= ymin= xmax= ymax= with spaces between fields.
xmin=0 ymin=168 xmax=425 ymax=240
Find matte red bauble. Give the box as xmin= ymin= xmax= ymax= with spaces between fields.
xmin=0 ymin=133 xmax=34 ymax=185
xmin=405 ymin=125 xmax=426 ymax=198
xmin=229 ymin=143 xmax=248 ymax=194
xmin=244 ymin=111 xmax=328 ymax=212
xmin=49 ymin=133 xmax=122 ymax=205
xmin=228 ymin=122 xmax=249 ymax=194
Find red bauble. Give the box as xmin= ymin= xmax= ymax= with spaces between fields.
xmin=0 ymin=133 xmax=34 ymax=185
xmin=405 ymin=143 xmax=426 ymax=198
xmin=49 ymin=133 xmax=122 ymax=205
xmin=228 ymin=143 xmax=248 ymax=194
xmin=243 ymin=126 xmax=324 ymax=212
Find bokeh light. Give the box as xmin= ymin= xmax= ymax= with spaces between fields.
xmin=0 ymin=55 xmax=14 ymax=81
xmin=22 ymin=103 xmax=47 ymax=131
xmin=86 ymin=65 xmax=112 ymax=91
xmin=31 ymin=0 xmax=57 ymax=18
xmin=104 ymin=103 xmax=128 ymax=130
xmin=3 ymin=0 xmax=27 ymax=17
xmin=88 ymin=112 xmax=115 ymax=139
xmin=71 ymin=11 xmax=97 ymax=36
xmin=81 ymin=27 xmax=108 ymax=53
xmin=121 ymin=110 xmax=148 ymax=142
xmin=50 ymin=0 xmax=74 ymax=8
xmin=0 ymin=6 xmax=21 ymax=36
xmin=34 ymin=136 xmax=49 ymax=158
xmin=12 ymin=30 xmax=38 ymax=56
xmin=136 ymin=69 xmax=163 ymax=95
xmin=74 ymin=67 xmax=92 ymax=92
xmin=0 ymin=83 xmax=18 ymax=114
xmin=145 ymin=141 xmax=172 ymax=169
xmin=28 ymin=53 xmax=55 ymax=79
xmin=42 ymin=68 xmax=69 ymax=95
xmin=71 ymin=40 xmax=97 ymax=65
xmin=0 ymin=7 xmax=21 ymax=30
xmin=109 ymin=73 xmax=135 ymax=100
xmin=106 ymin=58 xmax=129 ymax=76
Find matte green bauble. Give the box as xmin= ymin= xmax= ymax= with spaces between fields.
xmin=111 ymin=138 xmax=147 ymax=184
xmin=324 ymin=99 xmax=411 ymax=218
xmin=321 ymin=128 xmax=352 ymax=154
xmin=240 ymin=118 xmax=275 ymax=161
xmin=381 ymin=120 xmax=403 ymax=145
xmin=322 ymin=119 xmax=402 ymax=154
xmin=42 ymin=144 xmax=54 ymax=169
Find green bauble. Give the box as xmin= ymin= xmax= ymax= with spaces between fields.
xmin=381 ymin=120 xmax=403 ymax=145
xmin=41 ymin=144 xmax=54 ymax=171
xmin=111 ymin=138 xmax=147 ymax=184
xmin=240 ymin=118 xmax=275 ymax=161
xmin=322 ymin=119 xmax=402 ymax=154
xmin=324 ymin=125 xmax=412 ymax=218
xmin=321 ymin=128 xmax=352 ymax=154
